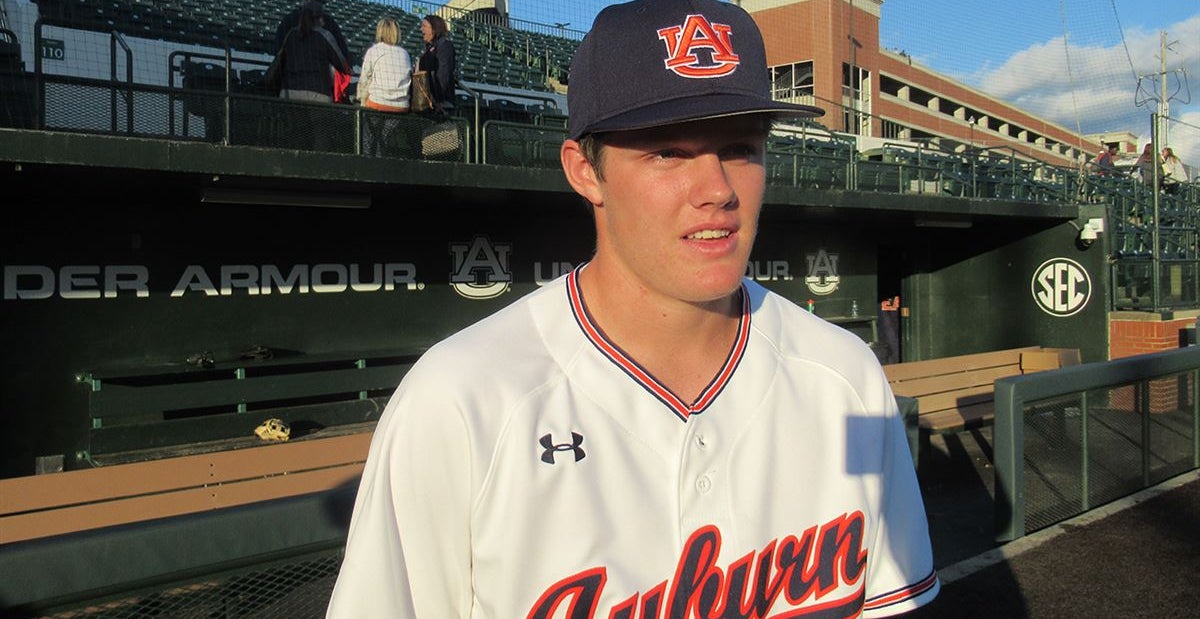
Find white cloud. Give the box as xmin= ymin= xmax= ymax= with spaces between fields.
xmin=1169 ymin=110 xmax=1200 ymax=168
xmin=971 ymin=14 xmax=1200 ymax=165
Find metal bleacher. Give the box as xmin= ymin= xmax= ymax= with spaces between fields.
xmin=30 ymin=0 xmax=577 ymax=92
xmin=12 ymin=0 xmax=575 ymax=154
xmin=451 ymin=17 xmax=576 ymax=92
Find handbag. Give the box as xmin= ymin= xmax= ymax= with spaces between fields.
xmin=410 ymin=70 xmax=435 ymax=113
xmin=421 ymin=120 xmax=461 ymax=158
xmin=333 ymin=68 xmax=352 ymax=103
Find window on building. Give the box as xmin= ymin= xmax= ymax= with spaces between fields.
xmin=882 ymin=119 xmax=905 ymax=140
xmin=879 ymin=75 xmax=904 ymax=98
xmin=842 ymin=63 xmax=871 ymax=136
xmin=843 ymin=63 xmax=868 ymax=95
xmin=769 ymin=61 xmax=815 ymax=103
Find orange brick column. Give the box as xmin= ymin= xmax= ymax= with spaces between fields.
xmin=1109 ymin=314 xmax=1193 ymax=360
xmin=1109 ymin=312 xmax=1197 ymax=413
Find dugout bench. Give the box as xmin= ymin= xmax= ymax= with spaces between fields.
xmin=71 ymin=347 xmax=417 ymax=468
xmin=4 ymin=348 xmax=419 ymax=544
xmin=886 ymin=346 xmax=1082 ymax=469
xmin=0 ymin=432 xmax=370 ymax=544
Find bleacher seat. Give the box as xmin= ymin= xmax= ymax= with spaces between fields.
xmin=487 ymin=97 xmax=528 ymax=123
xmin=238 ymin=68 xmax=268 ymax=95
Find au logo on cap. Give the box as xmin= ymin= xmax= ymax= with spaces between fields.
xmin=657 ymin=14 xmax=740 ymax=78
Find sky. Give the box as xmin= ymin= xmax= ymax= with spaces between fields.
xmin=881 ymin=0 xmax=1200 ymax=163
xmin=507 ymin=0 xmax=1200 ymax=165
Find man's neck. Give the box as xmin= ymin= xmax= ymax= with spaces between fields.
xmin=576 ymin=264 xmax=743 ymax=404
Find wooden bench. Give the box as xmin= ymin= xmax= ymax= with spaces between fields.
xmin=0 ymin=431 xmax=372 ymax=544
xmin=885 ymin=346 xmax=1082 ymax=466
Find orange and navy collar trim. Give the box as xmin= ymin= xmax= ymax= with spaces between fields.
xmin=566 ymin=265 xmax=750 ymax=421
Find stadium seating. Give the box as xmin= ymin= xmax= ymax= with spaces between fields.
xmin=31 ymin=0 xmax=581 ymax=96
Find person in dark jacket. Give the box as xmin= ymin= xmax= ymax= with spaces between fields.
xmin=418 ymin=14 xmax=457 ymax=113
xmin=277 ymin=2 xmax=351 ymax=150
xmin=278 ymin=1 xmax=350 ymax=103
xmin=275 ymin=0 xmax=350 ymax=63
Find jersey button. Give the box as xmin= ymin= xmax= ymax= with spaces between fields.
xmin=695 ymin=434 xmax=708 ymax=449
xmin=696 ymin=475 xmax=712 ymax=493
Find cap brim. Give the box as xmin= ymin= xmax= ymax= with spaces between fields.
xmin=569 ymin=93 xmax=824 ymax=140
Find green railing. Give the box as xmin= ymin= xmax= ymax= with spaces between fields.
xmin=994 ymin=346 xmax=1200 ymax=541
xmin=1081 ymin=172 xmax=1200 ymax=311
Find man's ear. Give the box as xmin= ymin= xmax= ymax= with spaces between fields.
xmin=561 ymin=139 xmax=603 ymax=206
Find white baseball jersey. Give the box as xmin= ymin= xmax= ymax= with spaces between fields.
xmin=327 ymin=266 xmax=939 ymax=618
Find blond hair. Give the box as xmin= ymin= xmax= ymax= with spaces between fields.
xmin=375 ymin=17 xmax=399 ymax=45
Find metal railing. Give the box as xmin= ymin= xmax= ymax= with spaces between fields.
xmin=1080 ymin=170 xmax=1200 ymax=311
xmin=994 ymin=346 xmax=1200 ymax=541
xmin=7 ymin=58 xmax=1199 ymax=196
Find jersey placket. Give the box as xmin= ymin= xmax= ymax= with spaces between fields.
xmin=676 ymin=417 xmax=725 ymax=538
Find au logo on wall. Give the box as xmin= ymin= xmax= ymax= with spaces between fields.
xmin=805 ymin=249 xmax=841 ymax=296
xmin=1031 ymin=258 xmax=1091 ymax=317
xmin=450 ymin=236 xmax=512 ymax=299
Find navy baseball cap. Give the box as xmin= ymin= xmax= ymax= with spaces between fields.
xmin=566 ymin=0 xmax=824 ymax=141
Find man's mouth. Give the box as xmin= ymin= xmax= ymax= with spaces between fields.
xmin=686 ymin=229 xmax=731 ymax=240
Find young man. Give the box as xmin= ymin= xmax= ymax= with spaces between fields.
xmin=327 ymin=1 xmax=939 ymax=617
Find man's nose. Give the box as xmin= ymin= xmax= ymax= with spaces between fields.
xmin=689 ymin=154 xmax=736 ymax=209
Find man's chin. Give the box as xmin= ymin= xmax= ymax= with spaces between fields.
xmin=683 ymin=269 xmax=748 ymax=304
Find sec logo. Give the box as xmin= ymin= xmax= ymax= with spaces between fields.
xmin=1031 ymin=258 xmax=1091 ymax=317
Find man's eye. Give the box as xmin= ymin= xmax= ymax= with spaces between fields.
xmin=721 ymin=144 xmax=761 ymax=160
xmin=654 ymin=149 xmax=682 ymax=160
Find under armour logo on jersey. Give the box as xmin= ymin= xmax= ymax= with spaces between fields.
xmin=540 ymin=432 xmax=586 ymax=464
xmin=657 ymin=14 xmax=739 ymax=78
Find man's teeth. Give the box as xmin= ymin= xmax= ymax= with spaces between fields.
xmin=687 ymin=230 xmax=730 ymax=240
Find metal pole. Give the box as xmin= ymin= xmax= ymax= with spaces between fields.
xmin=1151 ymin=113 xmax=1161 ymax=311
xmin=1194 ymin=368 xmax=1199 ymax=468
xmin=1139 ymin=378 xmax=1151 ymax=487
xmin=110 ymin=34 xmax=118 ymax=133
xmin=224 ymin=47 xmax=232 ymax=146
xmin=33 ymin=19 xmax=44 ymax=129
xmin=994 ymin=379 xmax=1026 ymax=542
xmin=1159 ymin=32 xmax=1169 ymax=146
xmin=1080 ymin=391 xmax=1090 ymax=511
xmin=354 ymin=107 xmax=362 ymax=155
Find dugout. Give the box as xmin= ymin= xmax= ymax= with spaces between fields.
xmin=0 ymin=128 xmax=1104 ymax=480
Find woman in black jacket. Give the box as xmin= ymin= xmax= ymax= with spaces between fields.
xmin=418 ymin=14 xmax=457 ymax=114
xmin=279 ymin=1 xmax=350 ymax=103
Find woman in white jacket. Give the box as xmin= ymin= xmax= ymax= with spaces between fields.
xmin=358 ymin=17 xmax=412 ymax=156
xmin=1161 ymin=146 xmax=1189 ymax=195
